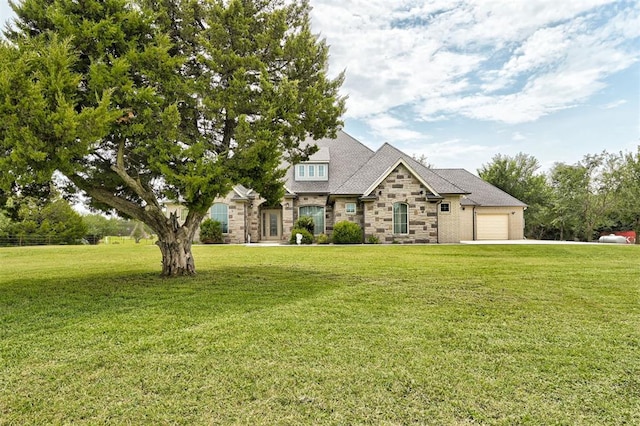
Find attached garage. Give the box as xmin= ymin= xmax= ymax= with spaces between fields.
xmin=477 ymin=214 xmax=509 ymax=240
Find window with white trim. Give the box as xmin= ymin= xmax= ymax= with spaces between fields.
xmin=346 ymin=203 xmax=356 ymax=214
xmin=294 ymin=163 xmax=329 ymax=181
xmin=393 ymin=202 xmax=408 ymax=234
xmin=299 ymin=206 xmax=325 ymax=235
xmin=210 ymin=203 xmax=229 ymax=233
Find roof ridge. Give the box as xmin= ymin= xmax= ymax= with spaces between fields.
xmin=428 ymin=168 xmax=469 ymax=194
xmin=330 ymin=132 xmax=376 ymax=194
xmin=339 ymin=130 xmax=376 ymax=154
xmin=333 ymin=143 xmax=396 ymax=194
xmin=380 ymin=144 xmax=471 ymax=194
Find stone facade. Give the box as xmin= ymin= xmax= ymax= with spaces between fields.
xmin=281 ymin=199 xmax=295 ymax=242
xmin=293 ymin=195 xmax=334 ymax=235
xmin=363 ymin=164 xmax=438 ymax=244
xmin=166 ymin=161 xmax=523 ymax=245
xmin=333 ymin=197 xmax=364 ymax=227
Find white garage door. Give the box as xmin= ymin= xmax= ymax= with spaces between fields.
xmin=477 ymin=214 xmax=509 ymax=240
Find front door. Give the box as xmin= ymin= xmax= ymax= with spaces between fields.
xmin=261 ymin=209 xmax=282 ymax=241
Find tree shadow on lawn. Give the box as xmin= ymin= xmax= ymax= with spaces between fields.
xmin=0 ymin=265 xmax=345 ymax=339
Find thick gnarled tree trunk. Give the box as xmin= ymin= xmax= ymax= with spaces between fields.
xmin=156 ymin=210 xmax=204 ymax=277
xmin=73 ymin=173 xmax=208 ymax=277
xmin=157 ymin=237 xmax=196 ymax=276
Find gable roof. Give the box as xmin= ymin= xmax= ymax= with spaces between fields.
xmin=361 ymin=157 xmax=442 ymax=198
xmin=284 ymin=130 xmax=525 ymax=208
xmin=325 ymin=140 xmax=467 ymax=196
xmin=432 ymin=169 xmax=528 ymax=207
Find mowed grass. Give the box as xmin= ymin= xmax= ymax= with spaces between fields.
xmin=0 ymin=244 xmax=638 ymax=425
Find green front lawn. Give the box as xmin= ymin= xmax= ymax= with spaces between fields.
xmin=1 ymin=244 xmax=638 ymax=424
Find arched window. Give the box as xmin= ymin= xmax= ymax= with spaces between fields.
xmin=298 ymin=206 xmax=325 ymax=235
xmin=393 ymin=203 xmax=408 ymax=234
xmin=210 ymin=203 xmax=229 ymax=233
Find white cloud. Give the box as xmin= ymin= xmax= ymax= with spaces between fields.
xmin=408 ymin=138 xmax=506 ymax=170
xmin=366 ymin=113 xmax=425 ymax=142
xmin=512 ymin=132 xmax=526 ymax=141
xmin=310 ymin=0 xmax=640 ymax=125
xmin=602 ymin=99 xmax=628 ymax=109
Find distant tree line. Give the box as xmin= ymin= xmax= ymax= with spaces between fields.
xmin=479 ymin=147 xmax=640 ymax=242
xmin=0 ymin=193 xmax=152 ymax=246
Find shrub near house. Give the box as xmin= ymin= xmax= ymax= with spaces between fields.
xmin=200 ymin=219 xmax=224 ymax=244
xmin=332 ymin=221 xmax=362 ymax=244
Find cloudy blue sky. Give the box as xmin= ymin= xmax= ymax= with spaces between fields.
xmin=2 ymin=0 xmax=639 ymax=173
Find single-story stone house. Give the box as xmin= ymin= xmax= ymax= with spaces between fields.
xmin=166 ymin=131 xmax=526 ymax=243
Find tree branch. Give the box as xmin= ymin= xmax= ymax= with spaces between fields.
xmin=110 ymin=138 xmax=162 ymax=212
xmin=67 ymin=173 xmax=168 ymax=233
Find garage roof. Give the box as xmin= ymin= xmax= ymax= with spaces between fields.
xmin=432 ymin=169 xmax=528 ymax=207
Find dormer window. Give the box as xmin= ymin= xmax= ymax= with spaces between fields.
xmin=294 ymin=147 xmax=330 ymax=181
xmin=295 ymin=162 xmax=329 ymax=181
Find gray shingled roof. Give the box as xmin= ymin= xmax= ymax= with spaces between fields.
xmin=308 ymin=147 xmax=330 ymax=162
xmin=231 ymin=184 xmax=252 ymax=200
xmin=432 ymin=169 xmax=527 ymax=207
xmin=332 ymin=142 xmax=468 ymax=196
xmin=285 ymin=131 xmax=374 ymax=193
xmin=284 ymin=131 xmax=525 ymax=208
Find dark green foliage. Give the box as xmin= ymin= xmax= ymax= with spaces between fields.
xmin=367 ymin=234 xmax=380 ymax=244
xmin=200 ymin=219 xmax=224 ymax=244
xmin=0 ymin=0 xmax=345 ymax=274
xmin=0 ymin=184 xmax=53 ymax=222
xmin=332 ymin=221 xmax=362 ymax=244
xmin=82 ymin=214 xmax=123 ymax=244
xmin=315 ymin=233 xmax=330 ymax=244
xmin=294 ymin=216 xmax=315 ymax=235
xmin=289 ymin=228 xmax=313 ymax=244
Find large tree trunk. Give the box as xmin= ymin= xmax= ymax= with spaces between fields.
xmin=70 ymin=174 xmax=208 ymax=277
xmin=155 ymin=210 xmax=204 ymax=277
xmin=157 ymin=237 xmax=196 ymax=276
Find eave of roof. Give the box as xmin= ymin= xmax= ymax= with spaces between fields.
xmin=432 ymin=169 xmax=527 ymax=207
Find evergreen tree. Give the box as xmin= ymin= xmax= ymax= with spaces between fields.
xmin=0 ymin=0 xmax=344 ymax=275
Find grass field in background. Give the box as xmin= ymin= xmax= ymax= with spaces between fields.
xmin=1 ymin=244 xmax=639 ymax=424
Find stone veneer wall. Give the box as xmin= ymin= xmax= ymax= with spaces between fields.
xmin=282 ymin=199 xmax=295 ymax=242
xmin=212 ymin=193 xmax=246 ymax=244
xmin=333 ymin=197 xmax=364 ymax=229
xmin=245 ymin=199 xmax=261 ymax=244
xmin=363 ymin=164 xmax=438 ymax=244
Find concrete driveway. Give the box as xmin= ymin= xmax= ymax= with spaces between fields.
xmin=460 ymin=240 xmax=602 ymax=245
